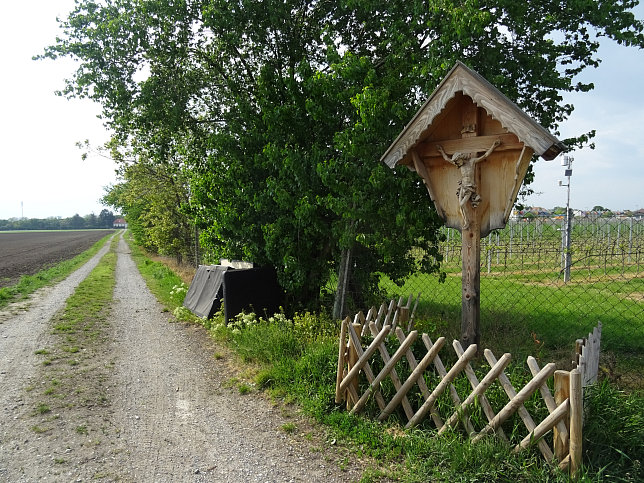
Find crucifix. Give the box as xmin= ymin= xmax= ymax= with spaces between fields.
xmin=437 ymin=138 xmax=501 ymax=230
xmin=381 ymin=62 xmax=563 ymax=349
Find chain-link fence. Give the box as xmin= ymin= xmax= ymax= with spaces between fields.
xmin=373 ymin=217 xmax=643 ymax=389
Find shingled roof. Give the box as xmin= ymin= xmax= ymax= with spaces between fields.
xmin=381 ymin=61 xmax=565 ymax=169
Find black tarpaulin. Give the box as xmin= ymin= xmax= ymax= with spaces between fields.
xmin=183 ymin=265 xmax=230 ymax=318
xmin=222 ymin=267 xmax=282 ymax=323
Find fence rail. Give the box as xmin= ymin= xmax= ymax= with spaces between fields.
xmin=336 ymin=299 xmax=604 ymax=477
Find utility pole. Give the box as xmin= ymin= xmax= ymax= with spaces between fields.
xmin=559 ymin=155 xmax=573 ymax=282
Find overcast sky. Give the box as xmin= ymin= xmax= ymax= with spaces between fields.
xmin=1 ymin=1 xmax=643 ymax=220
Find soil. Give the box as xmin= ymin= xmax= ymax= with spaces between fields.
xmin=0 ymin=234 xmax=369 ymax=482
xmin=0 ymin=230 xmax=114 ymax=288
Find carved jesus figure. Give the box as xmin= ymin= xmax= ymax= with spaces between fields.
xmin=436 ymin=139 xmax=501 ymax=230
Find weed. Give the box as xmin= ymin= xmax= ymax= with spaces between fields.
xmin=34 ymin=348 xmax=50 ymax=355
xmin=281 ymin=422 xmax=297 ymax=434
xmin=238 ymin=383 xmax=252 ymax=395
xmin=223 ymin=377 xmax=239 ymax=389
xmin=36 ymin=403 xmax=51 ymax=414
xmin=76 ymin=425 xmax=89 ymax=435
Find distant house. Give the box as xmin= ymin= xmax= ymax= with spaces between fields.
xmin=634 ymin=209 xmax=644 ymax=220
xmin=531 ymin=207 xmax=552 ymax=218
xmin=113 ymin=218 xmax=127 ymax=228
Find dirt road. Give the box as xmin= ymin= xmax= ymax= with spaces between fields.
xmin=0 ymin=234 xmax=363 ymax=482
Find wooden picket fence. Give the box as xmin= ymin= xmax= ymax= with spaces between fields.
xmin=574 ymin=321 xmax=602 ymax=388
xmin=335 ymin=296 xmax=596 ymax=477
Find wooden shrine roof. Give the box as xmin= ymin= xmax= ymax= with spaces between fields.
xmin=381 ymin=62 xmax=565 ymax=168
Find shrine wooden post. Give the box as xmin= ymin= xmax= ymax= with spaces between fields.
xmin=382 ymin=62 xmax=564 ymax=349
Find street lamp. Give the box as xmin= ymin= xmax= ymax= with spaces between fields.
xmin=558 ymin=155 xmax=574 ymax=282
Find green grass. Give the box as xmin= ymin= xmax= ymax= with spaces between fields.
xmin=380 ymin=270 xmax=643 ymax=384
xmin=36 ymin=403 xmax=51 ymax=414
xmin=281 ymin=422 xmax=297 ymax=434
xmin=0 ymin=233 xmax=112 ymax=309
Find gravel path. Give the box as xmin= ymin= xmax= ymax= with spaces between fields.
xmin=0 ymin=234 xmax=365 ymax=482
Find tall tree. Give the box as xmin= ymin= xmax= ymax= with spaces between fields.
xmin=98 ymin=209 xmax=115 ymax=228
xmin=102 ymin=152 xmax=196 ymax=264
xmin=41 ymin=0 xmax=644 ymax=311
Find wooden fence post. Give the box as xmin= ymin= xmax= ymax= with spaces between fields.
xmin=346 ymin=322 xmax=362 ymax=410
xmin=554 ymin=370 xmax=570 ymax=463
xmin=528 ymin=358 xmax=569 ymax=462
xmin=570 ymin=369 xmax=583 ymax=479
xmin=335 ymin=317 xmax=348 ymax=404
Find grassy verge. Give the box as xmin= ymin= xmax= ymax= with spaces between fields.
xmin=129 ymin=240 xmax=643 ymax=482
xmin=0 ymin=233 xmax=113 ymax=310
xmin=30 ymin=236 xmax=118 ymax=455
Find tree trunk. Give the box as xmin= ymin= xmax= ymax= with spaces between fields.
xmin=332 ymin=247 xmax=352 ymax=320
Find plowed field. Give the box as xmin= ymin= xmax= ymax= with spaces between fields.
xmin=0 ymin=230 xmax=114 ymax=287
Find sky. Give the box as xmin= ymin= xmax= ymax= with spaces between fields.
xmin=0 ymin=2 xmax=643 ymax=220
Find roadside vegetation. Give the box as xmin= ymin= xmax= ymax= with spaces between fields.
xmin=38 ymin=0 xmax=644 ymax=478
xmin=0 ymin=233 xmax=112 ymax=310
xmin=45 ymin=0 xmax=644 ymax=316
xmin=132 ymin=246 xmax=643 ymax=482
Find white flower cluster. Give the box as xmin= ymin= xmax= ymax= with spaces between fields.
xmin=267 ymin=313 xmax=288 ymax=325
xmin=172 ymin=306 xmax=192 ymax=320
xmin=169 ymin=283 xmax=188 ymax=297
xmin=230 ymin=312 xmax=258 ymax=333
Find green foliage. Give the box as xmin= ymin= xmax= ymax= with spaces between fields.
xmin=102 ymin=158 xmax=196 ymax=264
xmin=0 ymin=210 xmax=117 ymax=230
xmin=41 ymin=0 xmax=644 ymax=311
